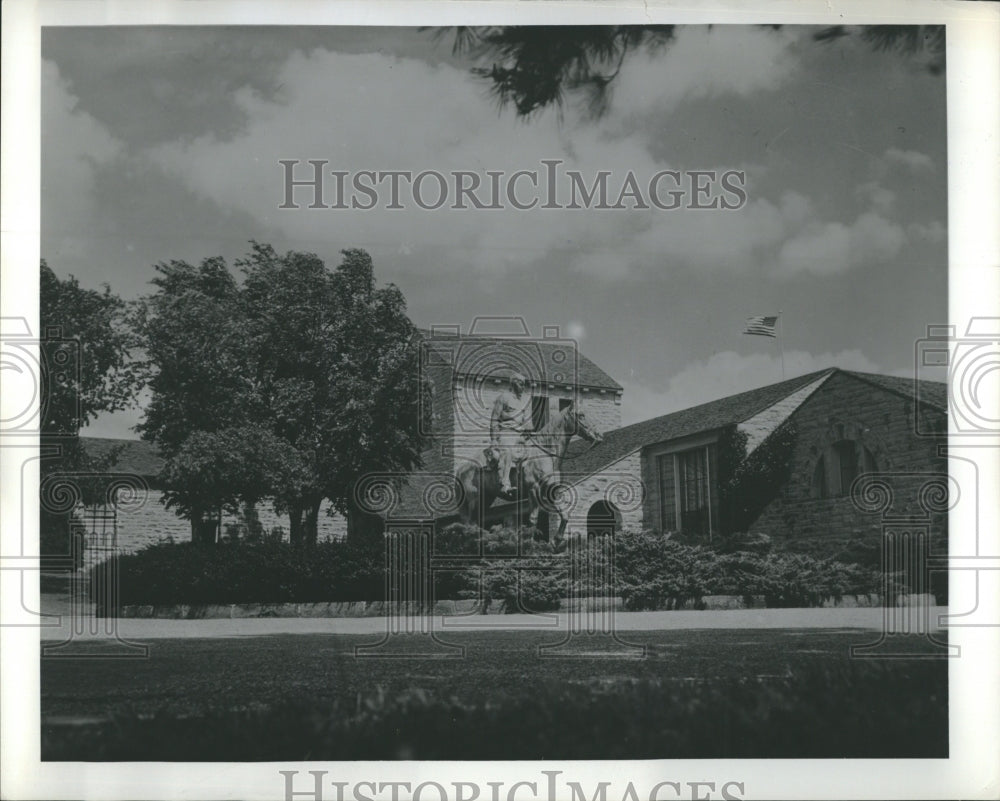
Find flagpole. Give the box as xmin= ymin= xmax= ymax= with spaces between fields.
xmin=778 ymin=310 xmax=786 ymax=380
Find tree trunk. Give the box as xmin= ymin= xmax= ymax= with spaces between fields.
xmin=191 ymin=515 xmax=218 ymax=545
xmin=303 ymin=496 xmax=323 ymax=548
xmin=347 ymin=500 xmax=386 ymax=546
xmin=242 ymin=501 xmax=263 ymax=540
xmin=288 ymin=503 xmax=305 ymax=547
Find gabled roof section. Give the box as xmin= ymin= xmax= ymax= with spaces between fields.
xmin=843 ymin=370 xmax=948 ymax=411
xmin=565 ymin=369 xmax=836 ymax=476
xmin=418 ymin=329 xmax=622 ymax=392
xmin=564 ymin=367 xmax=949 ymax=478
xmin=737 ymin=372 xmax=832 ymax=453
xmin=79 ymin=437 xmax=165 ymax=478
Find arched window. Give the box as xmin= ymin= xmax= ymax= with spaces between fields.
xmin=587 ymin=500 xmax=621 ymax=538
xmin=811 ymin=439 xmax=878 ymax=498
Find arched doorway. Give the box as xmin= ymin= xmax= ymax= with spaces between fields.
xmin=587 ymin=500 xmax=621 ymax=539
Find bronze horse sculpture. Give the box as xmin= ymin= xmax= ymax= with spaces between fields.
xmin=454 ymin=402 xmax=603 ymax=546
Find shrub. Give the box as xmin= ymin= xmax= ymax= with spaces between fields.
xmin=458 ymin=527 xmax=565 ymax=613
xmin=613 ymin=530 xmax=882 ymax=610
xmin=92 ymin=538 xmax=387 ymax=611
xmin=715 ymin=531 xmax=773 ymax=555
xmin=93 ymin=526 xmax=887 ymax=614
xmin=615 ymin=530 xmax=721 ymax=610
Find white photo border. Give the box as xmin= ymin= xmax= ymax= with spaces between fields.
xmin=2 ymin=1 xmax=998 ymax=799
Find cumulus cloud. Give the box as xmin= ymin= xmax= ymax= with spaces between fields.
xmin=774 ymin=210 xmax=906 ymax=277
xmin=856 ymin=181 xmax=896 ymax=215
xmin=142 ymin=43 xmax=926 ymax=284
xmin=908 ymin=220 xmax=946 ymax=244
xmin=619 ymin=348 xmax=885 ymax=426
xmin=609 ymin=27 xmax=800 ymax=120
xmin=884 ymin=147 xmax=934 ymax=173
xmin=42 ymin=60 xmax=123 ymax=242
xmin=146 ymin=46 xmax=829 ymax=281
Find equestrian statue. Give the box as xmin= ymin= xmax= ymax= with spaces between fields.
xmin=454 ymin=371 xmax=604 ymax=546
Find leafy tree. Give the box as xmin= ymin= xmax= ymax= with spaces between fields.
xmin=138 ymin=244 xmax=428 ymax=546
xmin=159 ymin=425 xmax=308 ymax=544
xmin=39 ymin=260 xmax=139 ymax=563
xmin=435 ymin=25 xmax=944 ymax=120
xmin=135 ymin=256 xmax=248 ymax=456
xmin=238 ymin=244 xmax=428 ymax=545
xmin=40 ymin=260 xmax=138 ymax=437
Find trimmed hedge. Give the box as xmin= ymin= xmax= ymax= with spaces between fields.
xmin=41 ymin=660 xmax=946 ymax=760
xmin=92 ymin=538 xmax=385 ymax=607
xmin=93 ymin=526 xmax=888 ymax=611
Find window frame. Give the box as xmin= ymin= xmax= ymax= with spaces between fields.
xmin=812 ymin=438 xmax=879 ymax=499
xmin=649 ymin=432 xmax=718 ymax=536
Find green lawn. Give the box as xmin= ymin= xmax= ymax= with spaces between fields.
xmin=41 ymin=628 xmax=948 ymax=760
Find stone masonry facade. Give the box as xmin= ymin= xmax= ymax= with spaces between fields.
xmin=79 ymin=489 xmax=348 ymax=568
xmin=562 ymin=451 xmax=645 ymax=533
xmin=743 ymin=371 xmax=948 ymax=555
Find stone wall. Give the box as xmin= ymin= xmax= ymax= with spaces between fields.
xmin=748 ymin=371 xmax=948 ymax=556
xmin=79 ymin=489 xmax=348 ymax=568
xmin=630 ymin=372 xmax=947 ymax=560
xmin=563 ymin=452 xmax=645 ymax=535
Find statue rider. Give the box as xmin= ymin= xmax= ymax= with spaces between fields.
xmin=490 ymin=371 xmax=533 ymax=498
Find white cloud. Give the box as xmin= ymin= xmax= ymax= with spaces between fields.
xmin=41 ymin=60 xmax=123 ymax=243
xmin=774 ymin=210 xmax=905 ymax=277
xmin=609 ymin=27 xmax=800 ymax=119
xmin=884 ymin=147 xmax=934 ymax=173
xmin=619 ymin=348 xmax=884 ymax=426
xmin=144 ymin=45 xmax=918 ymax=284
xmin=575 ymin=190 xmax=814 ymax=278
xmin=856 ymin=181 xmax=896 ymax=215
xmin=908 ymin=220 xmax=946 ymax=244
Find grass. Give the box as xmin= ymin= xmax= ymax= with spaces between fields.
xmin=41 ymin=628 xmax=948 ymax=760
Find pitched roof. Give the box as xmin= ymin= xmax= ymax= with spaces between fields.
xmin=78 ymin=437 xmax=164 ymax=478
xmin=843 ymin=370 xmax=948 ymax=411
xmin=564 ymin=368 xmax=947 ymax=477
xmin=418 ymin=330 xmax=622 ymax=391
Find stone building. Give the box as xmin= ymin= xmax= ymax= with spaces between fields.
xmin=390 ymin=328 xmax=624 ymax=527
xmin=78 ymin=327 xmax=624 ymax=552
xmin=79 ymin=331 xmax=948 ymax=567
xmin=75 ymin=438 xmax=348 ymax=561
xmin=563 ymin=368 xmax=949 ymax=560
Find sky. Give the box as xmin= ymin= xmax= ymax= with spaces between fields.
xmin=40 ymin=25 xmax=948 ymax=438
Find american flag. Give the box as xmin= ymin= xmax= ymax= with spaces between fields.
xmin=743 ymin=315 xmax=778 ymax=337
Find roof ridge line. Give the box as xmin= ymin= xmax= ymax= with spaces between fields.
xmin=841 ymin=369 xmax=948 ymax=410
xmin=733 ymin=367 xmax=838 ymax=425
xmin=602 ymin=367 xmax=837 ymax=438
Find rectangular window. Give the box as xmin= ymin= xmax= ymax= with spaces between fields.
xmin=558 ymin=398 xmax=573 ymax=412
xmin=677 ymin=447 xmax=710 ymax=536
xmin=531 ymin=396 xmax=549 ymax=431
xmin=657 ymin=454 xmax=675 ymax=532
